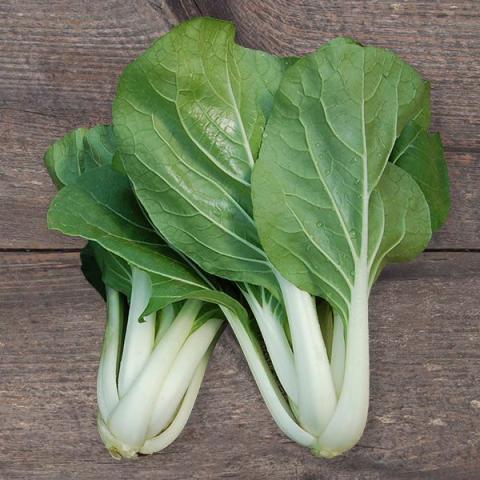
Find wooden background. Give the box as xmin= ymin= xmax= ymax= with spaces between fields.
xmin=0 ymin=1 xmax=478 ymax=478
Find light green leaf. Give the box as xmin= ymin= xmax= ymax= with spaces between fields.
xmin=252 ymin=38 xmax=433 ymax=319
xmin=83 ymin=124 xmax=117 ymax=170
xmin=368 ymin=163 xmax=432 ymax=286
xmin=114 ymin=17 xmax=291 ymax=294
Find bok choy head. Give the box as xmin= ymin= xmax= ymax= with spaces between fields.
xmin=252 ymin=38 xmax=450 ymax=455
xmin=44 ymin=127 xmax=246 ymax=458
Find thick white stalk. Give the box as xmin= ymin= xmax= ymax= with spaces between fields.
xmin=330 ymin=312 xmax=345 ymax=398
xmin=140 ymin=349 xmax=212 ymax=455
xmin=221 ymin=306 xmax=315 ymax=447
xmin=315 ymin=123 xmax=371 ymax=456
xmin=106 ymin=300 xmax=202 ymax=454
xmin=118 ymin=267 xmax=155 ymax=396
xmin=97 ymin=414 xmax=127 ymax=459
xmin=97 ymin=287 xmax=123 ymax=421
xmin=242 ymin=289 xmax=298 ymax=403
xmin=146 ymin=317 xmax=223 ymax=437
xmin=314 ymin=265 xmax=369 ymax=457
xmin=276 ymin=273 xmax=337 ymax=436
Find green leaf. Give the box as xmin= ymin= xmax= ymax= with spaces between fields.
xmin=44 ymin=125 xmax=116 ymax=188
xmin=47 ymin=165 xmax=248 ymax=320
xmin=252 ymin=38 xmax=434 ymax=319
xmin=83 ymin=124 xmax=117 ymax=169
xmin=368 ymin=163 xmax=432 ymax=285
xmin=46 ymin=125 xmax=121 ymax=300
xmin=114 ymin=17 xmax=291 ymax=295
xmin=390 ymin=122 xmax=450 ymax=231
xmin=111 ymin=151 xmax=126 ymax=175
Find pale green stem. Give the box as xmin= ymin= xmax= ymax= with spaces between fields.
xmin=97 ymin=287 xmax=123 ymax=421
xmin=221 ymin=306 xmax=315 ymax=447
xmin=106 ymin=299 xmax=202 ymax=453
xmin=242 ymin=287 xmax=298 ymax=403
xmin=330 ymin=312 xmax=345 ymax=398
xmin=155 ymin=303 xmax=176 ymax=345
xmin=315 ymin=258 xmax=369 ymax=457
xmin=276 ymin=272 xmax=337 ymax=436
xmin=117 ymin=267 xmax=155 ymax=397
xmin=146 ymin=317 xmax=223 ymax=437
xmin=140 ymin=348 xmax=212 ymax=455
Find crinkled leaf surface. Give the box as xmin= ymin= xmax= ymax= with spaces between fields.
xmin=48 ymin=165 xmax=247 ymax=319
xmin=252 ymin=38 xmax=434 ymax=320
xmin=114 ymin=17 xmax=291 ymax=294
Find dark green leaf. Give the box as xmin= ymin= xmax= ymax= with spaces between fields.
xmin=390 ymin=122 xmax=450 ymax=231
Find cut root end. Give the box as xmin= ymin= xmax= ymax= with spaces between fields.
xmin=97 ymin=414 xmax=142 ymax=460
xmin=310 ymin=443 xmax=342 ymax=459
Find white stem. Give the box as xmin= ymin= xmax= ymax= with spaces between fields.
xmin=315 ymin=130 xmax=371 ymax=457
xmin=146 ymin=317 xmax=223 ymax=437
xmin=140 ymin=348 xmax=212 ymax=455
xmin=97 ymin=414 xmax=133 ymax=459
xmin=276 ymin=273 xmax=337 ymax=436
xmin=107 ymin=299 xmax=202 ymax=452
xmin=221 ymin=306 xmax=315 ymax=447
xmin=118 ymin=267 xmax=155 ymax=397
xmin=97 ymin=287 xmax=123 ymax=421
xmin=315 ymin=260 xmax=369 ymax=457
xmin=330 ymin=312 xmax=345 ymax=398
xmin=242 ymin=289 xmax=298 ymax=403
xmin=155 ymin=303 xmax=176 ymax=344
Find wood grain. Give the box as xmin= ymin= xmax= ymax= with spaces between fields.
xmin=0 ymin=251 xmax=479 ymax=479
xmin=0 ymin=0 xmax=179 ymax=249
xmin=0 ymin=0 xmax=478 ymax=249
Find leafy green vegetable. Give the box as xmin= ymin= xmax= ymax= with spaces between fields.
xmin=252 ymin=38 xmax=449 ymax=455
xmin=48 ymin=165 xmax=247 ymax=318
xmin=114 ymin=16 xmax=294 ymax=295
xmin=44 ymin=17 xmax=450 ymax=460
xmin=45 ymin=125 xmax=244 ymax=458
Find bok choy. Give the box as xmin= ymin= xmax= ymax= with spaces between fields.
xmin=44 ymin=16 xmax=450 ymax=459
xmin=44 ymin=126 xmax=246 ymax=457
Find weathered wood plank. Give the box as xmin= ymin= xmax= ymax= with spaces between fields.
xmin=0 ymin=0 xmax=478 ymax=249
xmin=0 ymin=0 xmax=180 ymax=249
xmin=0 ymin=251 xmax=479 ymax=479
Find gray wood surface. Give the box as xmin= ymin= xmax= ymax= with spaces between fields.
xmin=1 ymin=252 xmax=479 ymax=479
xmin=0 ymin=1 xmax=479 ymax=478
